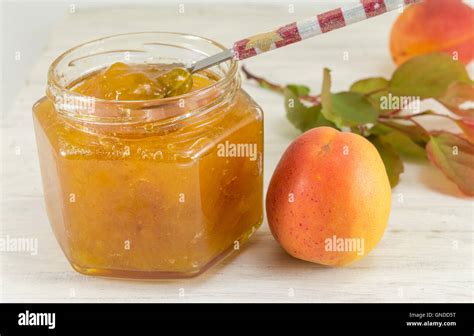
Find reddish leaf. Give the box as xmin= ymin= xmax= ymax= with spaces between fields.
xmin=438 ymin=81 xmax=474 ymax=118
xmin=456 ymin=119 xmax=474 ymax=143
xmin=426 ymin=132 xmax=474 ymax=196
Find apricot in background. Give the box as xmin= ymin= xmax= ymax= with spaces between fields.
xmin=390 ymin=0 xmax=474 ymax=65
xmin=266 ymin=127 xmax=391 ymax=266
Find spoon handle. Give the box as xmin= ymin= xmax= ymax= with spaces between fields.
xmin=233 ymin=0 xmax=421 ymax=60
xmin=190 ymin=0 xmax=421 ymax=72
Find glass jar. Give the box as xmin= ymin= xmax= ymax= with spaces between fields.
xmin=33 ymin=32 xmax=264 ymax=279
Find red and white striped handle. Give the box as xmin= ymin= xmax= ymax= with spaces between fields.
xmin=233 ymin=0 xmax=421 ymax=60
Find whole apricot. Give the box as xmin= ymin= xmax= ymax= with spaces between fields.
xmin=390 ymin=0 xmax=474 ymax=65
xmin=266 ymin=127 xmax=391 ymax=266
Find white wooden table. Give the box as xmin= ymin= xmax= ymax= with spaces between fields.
xmin=1 ymin=4 xmax=473 ymax=303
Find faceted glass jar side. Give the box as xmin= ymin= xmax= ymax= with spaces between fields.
xmin=32 ymin=33 xmax=264 ymax=279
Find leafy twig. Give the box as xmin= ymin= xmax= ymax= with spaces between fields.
xmin=241 ymin=52 xmax=474 ymax=196
xmin=241 ymin=66 xmax=284 ymax=94
xmin=242 ymin=66 xmax=321 ymax=104
xmin=242 ymin=67 xmax=463 ymax=135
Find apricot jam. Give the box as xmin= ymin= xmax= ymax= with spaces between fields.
xmin=73 ymin=62 xmax=195 ymax=100
xmin=33 ymin=33 xmax=263 ymax=278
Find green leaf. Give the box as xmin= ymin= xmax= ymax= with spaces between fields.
xmin=369 ymin=123 xmax=394 ymax=136
xmin=376 ymin=120 xmax=430 ymax=145
xmin=350 ymin=77 xmax=389 ymax=95
xmin=320 ymin=69 xmax=379 ymax=127
xmin=382 ymin=132 xmax=426 ymax=160
xmin=284 ymin=86 xmax=334 ymax=132
xmin=370 ymin=123 xmax=427 ymax=159
xmin=438 ymin=81 xmax=474 ymax=118
xmin=350 ymin=78 xmax=391 ymax=114
xmin=353 ymin=79 xmax=395 ymax=114
xmin=331 ymin=92 xmax=379 ymax=127
xmin=426 ymin=132 xmax=474 ymax=196
xmin=368 ymin=135 xmax=404 ymax=188
xmin=390 ymin=52 xmax=471 ymax=99
xmin=352 ymin=78 xmax=428 ymax=116
xmin=321 ymin=68 xmax=337 ymax=124
xmin=287 ymin=84 xmax=311 ymax=97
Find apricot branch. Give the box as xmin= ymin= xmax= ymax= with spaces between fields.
xmin=242 ymin=66 xmax=320 ymax=104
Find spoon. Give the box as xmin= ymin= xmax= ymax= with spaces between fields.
xmin=188 ymin=0 xmax=421 ymax=73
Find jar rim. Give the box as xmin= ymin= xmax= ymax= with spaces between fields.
xmin=46 ymin=32 xmax=239 ymax=125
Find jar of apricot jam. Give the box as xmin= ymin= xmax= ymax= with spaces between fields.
xmin=33 ymin=33 xmax=263 ymax=279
